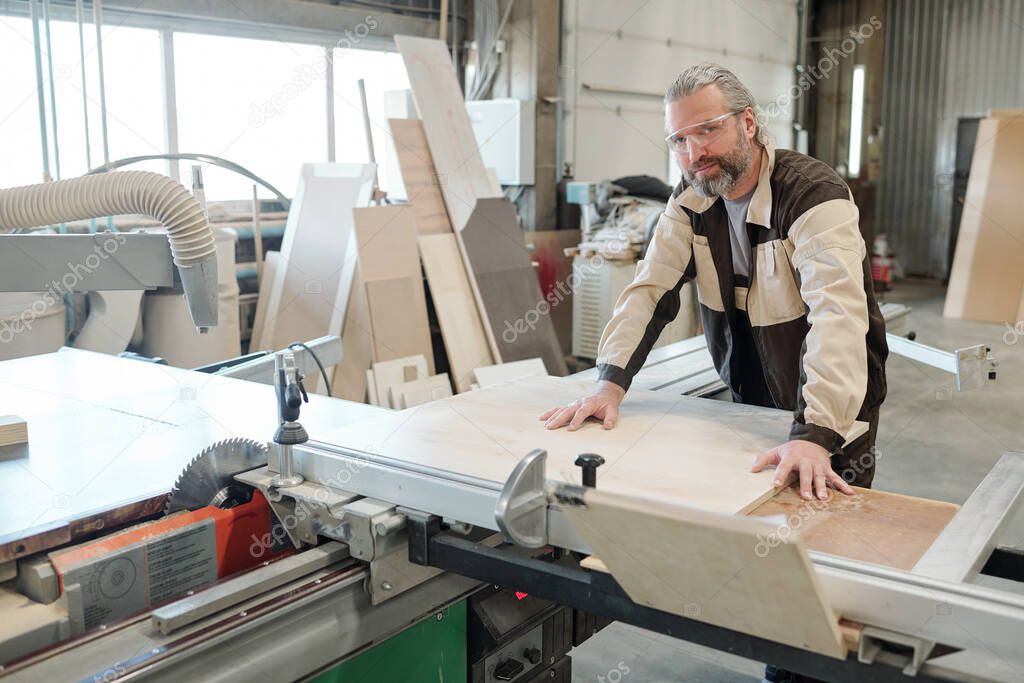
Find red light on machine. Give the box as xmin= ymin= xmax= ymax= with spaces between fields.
xmin=514 ymin=591 xmax=529 ymax=601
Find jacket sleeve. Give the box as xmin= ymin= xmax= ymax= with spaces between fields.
xmin=596 ymin=197 xmax=696 ymax=391
xmin=787 ymin=196 xmax=870 ymax=452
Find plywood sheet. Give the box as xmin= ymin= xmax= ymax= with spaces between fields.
xmin=332 ymin=262 xmax=372 ymax=402
xmin=321 ymin=375 xmax=797 ymax=515
xmin=750 ymin=485 xmax=959 ymax=571
xmin=389 ymin=373 xmax=453 ymax=409
xmin=473 ymin=358 xmax=548 ymax=387
xmin=388 ymin=118 xmax=451 ymax=236
xmin=255 ymin=163 xmax=375 ymax=351
xmin=564 ymin=487 xmax=846 ymax=658
xmin=368 ymin=355 xmax=429 ymax=409
xmin=394 ymin=36 xmax=500 ymax=233
xmin=249 ymin=251 xmax=281 ymax=351
xmin=73 ymin=290 xmax=144 ymax=354
xmin=353 ymin=206 xmax=434 ymax=374
xmin=459 ymin=198 xmax=567 ymax=374
xmin=944 ymin=117 xmax=1024 ymax=323
xmin=418 ymin=233 xmax=494 ymax=393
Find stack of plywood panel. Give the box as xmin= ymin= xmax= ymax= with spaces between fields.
xmin=944 ymin=113 xmax=1024 ymax=324
xmin=394 ymin=35 xmax=567 ymax=379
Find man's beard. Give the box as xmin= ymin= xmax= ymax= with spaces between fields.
xmin=682 ymin=133 xmax=753 ymax=198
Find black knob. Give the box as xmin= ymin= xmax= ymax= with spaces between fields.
xmin=523 ymin=647 xmax=542 ymax=665
xmin=575 ymin=453 xmax=605 ymax=488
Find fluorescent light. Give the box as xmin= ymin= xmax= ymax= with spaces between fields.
xmin=848 ymin=64 xmax=865 ymax=178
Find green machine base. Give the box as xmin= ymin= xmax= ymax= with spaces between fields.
xmin=311 ymin=600 xmax=467 ymax=683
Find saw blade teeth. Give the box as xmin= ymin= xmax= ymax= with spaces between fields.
xmin=164 ymin=437 xmax=269 ymax=515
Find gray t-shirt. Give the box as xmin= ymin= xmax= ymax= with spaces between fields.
xmin=723 ymin=187 xmax=756 ymax=278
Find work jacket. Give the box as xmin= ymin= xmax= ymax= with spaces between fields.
xmin=596 ymin=142 xmax=888 ymax=452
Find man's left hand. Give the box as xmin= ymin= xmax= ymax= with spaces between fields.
xmin=751 ymin=440 xmax=854 ymax=500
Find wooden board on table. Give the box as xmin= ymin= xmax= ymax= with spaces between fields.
xmin=944 ymin=117 xmax=1024 ymax=323
xmin=0 ymin=415 xmax=27 ymax=448
xmin=395 ymin=36 xmax=500 ymax=233
xmin=564 ymin=486 xmax=846 ymax=659
xmin=418 ymin=234 xmax=494 ymax=393
xmin=353 ymin=205 xmax=434 ymax=374
xmin=322 ymin=375 xmax=796 ymax=515
xmin=254 ymin=163 xmax=375 ymax=353
xmin=389 ymin=373 xmax=453 ymax=408
xmin=388 ymin=119 xmax=450 ymax=236
xmin=459 ymin=198 xmax=567 ymax=375
xmin=473 ymin=358 xmax=548 ymax=388
xmin=749 ymin=485 xmax=959 ymax=570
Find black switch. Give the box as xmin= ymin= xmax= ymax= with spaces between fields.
xmin=523 ymin=647 xmax=542 ymax=665
xmin=494 ymin=658 xmax=525 ymax=681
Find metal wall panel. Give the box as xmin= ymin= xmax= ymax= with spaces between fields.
xmin=879 ymin=0 xmax=1024 ymax=276
xmin=562 ymin=0 xmax=798 ymax=184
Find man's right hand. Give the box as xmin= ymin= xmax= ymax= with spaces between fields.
xmin=538 ymin=381 xmax=625 ymax=431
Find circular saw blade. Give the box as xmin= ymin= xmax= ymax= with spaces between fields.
xmin=165 ymin=438 xmax=268 ymax=515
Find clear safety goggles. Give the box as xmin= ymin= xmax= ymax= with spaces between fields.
xmin=664 ymin=110 xmax=744 ymax=155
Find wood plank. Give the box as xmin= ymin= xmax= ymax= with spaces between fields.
xmin=249 ymin=251 xmax=281 ymax=351
xmin=388 ymin=119 xmax=451 ymax=236
xmin=389 ymin=373 xmax=453 ymax=408
xmin=353 ymin=206 xmax=435 ymax=374
xmin=473 ymin=358 xmax=548 ymax=387
xmin=395 ymin=36 xmax=500 ymax=233
xmin=749 ymin=485 xmax=959 ymax=571
xmin=331 ymin=262 xmax=372 ymax=402
xmin=459 ymin=198 xmax=567 ymax=374
xmin=255 ymin=163 xmax=375 ymax=351
xmin=320 ymin=375 xmax=796 ymax=515
xmin=944 ymin=117 xmax=1024 ymax=322
xmin=418 ymin=234 xmax=494 ymax=392
xmin=369 ymin=355 xmax=429 ymax=409
xmin=562 ymin=486 xmax=846 ymax=658
xmin=0 ymin=415 xmax=27 ymax=448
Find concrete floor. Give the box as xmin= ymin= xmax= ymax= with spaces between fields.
xmin=569 ymin=278 xmax=1024 ymax=682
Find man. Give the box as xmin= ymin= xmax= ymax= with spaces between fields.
xmin=540 ymin=63 xmax=888 ymax=681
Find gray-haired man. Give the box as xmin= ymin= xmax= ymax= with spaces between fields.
xmin=540 ymin=63 xmax=888 ymax=682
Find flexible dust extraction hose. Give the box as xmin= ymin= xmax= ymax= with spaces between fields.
xmin=0 ymin=171 xmax=218 ymax=329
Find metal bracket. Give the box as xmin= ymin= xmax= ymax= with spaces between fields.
xmin=494 ymin=449 xmax=549 ymax=548
xmin=858 ymin=625 xmax=930 ymax=676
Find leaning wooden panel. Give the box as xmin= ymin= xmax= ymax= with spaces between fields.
xmin=256 ymin=163 xmax=375 ymax=351
xmin=394 ymin=36 xmax=501 ymax=233
xmin=459 ymin=198 xmax=567 ymax=375
xmin=418 ymin=233 xmax=494 ymax=392
xmin=944 ymin=117 xmax=1024 ymax=323
xmin=353 ymin=205 xmax=434 ymax=374
xmin=388 ymin=119 xmax=451 ymax=236
xmin=563 ymin=487 xmax=847 ymax=659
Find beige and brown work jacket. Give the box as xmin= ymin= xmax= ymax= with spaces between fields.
xmin=597 ymin=143 xmax=888 ymax=452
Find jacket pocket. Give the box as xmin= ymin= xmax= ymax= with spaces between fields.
xmin=750 ymin=239 xmax=805 ymax=324
xmin=691 ymin=234 xmax=724 ymax=311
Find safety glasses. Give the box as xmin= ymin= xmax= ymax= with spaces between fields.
xmin=665 ymin=110 xmax=744 ymax=154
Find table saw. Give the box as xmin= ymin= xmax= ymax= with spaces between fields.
xmin=1 ymin=348 xmax=1023 ymax=683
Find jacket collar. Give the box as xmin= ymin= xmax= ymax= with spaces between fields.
xmin=676 ymin=141 xmax=775 ymax=229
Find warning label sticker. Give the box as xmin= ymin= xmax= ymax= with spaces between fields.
xmin=60 ymin=519 xmax=218 ymax=629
